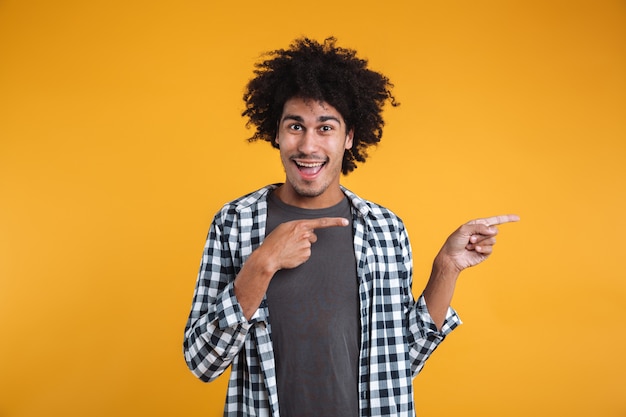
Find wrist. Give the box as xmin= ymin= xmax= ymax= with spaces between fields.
xmin=432 ymin=252 xmax=462 ymax=280
xmin=248 ymin=246 xmax=279 ymax=279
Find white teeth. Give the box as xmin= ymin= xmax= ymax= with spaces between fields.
xmin=296 ymin=161 xmax=324 ymax=168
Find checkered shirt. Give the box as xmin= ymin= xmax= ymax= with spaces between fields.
xmin=183 ymin=185 xmax=461 ymax=416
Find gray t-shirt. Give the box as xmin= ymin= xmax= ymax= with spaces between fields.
xmin=265 ymin=191 xmax=359 ymax=417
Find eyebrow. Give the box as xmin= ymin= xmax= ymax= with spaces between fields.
xmin=281 ymin=114 xmax=343 ymax=125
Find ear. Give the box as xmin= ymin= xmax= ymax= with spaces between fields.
xmin=344 ymin=129 xmax=354 ymax=149
xmin=274 ymin=121 xmax=281 ymax=148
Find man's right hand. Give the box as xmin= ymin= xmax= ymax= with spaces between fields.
xmin=234 ymin=217 xmax=349 ymax=320
xmin=260 ymin=217 xmax=350 ymax=272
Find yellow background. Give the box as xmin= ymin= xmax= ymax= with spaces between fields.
xmin=1 ymin=0 xmax=625 ymax=416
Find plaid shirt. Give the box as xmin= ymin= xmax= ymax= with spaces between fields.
xmin=184 ymin=185 xmax=461 ymax=417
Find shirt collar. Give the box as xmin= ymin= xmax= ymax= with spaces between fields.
xmin=233 ymin=183 xmax=373 ymax=219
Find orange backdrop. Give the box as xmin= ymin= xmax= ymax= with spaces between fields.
xmin=1 ymin=1 xmax=625 ymax=416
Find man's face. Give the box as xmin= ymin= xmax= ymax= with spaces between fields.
xmin=275 ymin=97 xmax=353 ymax=208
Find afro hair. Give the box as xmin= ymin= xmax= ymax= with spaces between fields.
xmin=242 ymin=37 xmax=398 ymax=174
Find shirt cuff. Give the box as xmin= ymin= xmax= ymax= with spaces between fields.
xmin=216 ymin=282 xmax=267 ymax=330
xmin=416 ymin=293 xmax=462 ymax=337
xmin=216 ymin=282 xmax=250 ymax=330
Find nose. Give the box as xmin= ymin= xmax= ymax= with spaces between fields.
xmin=297 ymin=129 xmax=318 ymax=155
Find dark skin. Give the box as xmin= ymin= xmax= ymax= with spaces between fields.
xmin=234 ymin=217 xmax=349 ymax=320
xmin=234 ymin=97 xmax=520 ymax=329
xmin=234 ymin=214 xmax=519 ymax=328
xmin=424 ymin=215 xmax=519 ymax=328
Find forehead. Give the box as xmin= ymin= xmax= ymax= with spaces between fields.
xmin=280 ymin=97 xmax=345 ymax=124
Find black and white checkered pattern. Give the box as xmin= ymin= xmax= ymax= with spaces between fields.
xmin=183 ymin=185 xmax=461 ymax=416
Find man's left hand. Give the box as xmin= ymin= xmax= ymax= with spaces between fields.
xmin=436 ymin=214 xmax=520 ymax=273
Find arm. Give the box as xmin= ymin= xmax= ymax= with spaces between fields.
xmin=183 ymin=219 xmax=251 ymax=382
xmin=401 ymin=224 xmax=461 ymax=377
xmin=234 ymin=216 xmax=349 ymax=320
xmin=423 ymin=214 xmax=520 ymax=330
xmin=183 ymin=215 xmax=349 ymax=381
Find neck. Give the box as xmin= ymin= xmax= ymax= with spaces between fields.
xmin=273 ymin=183 xmax=344 ymax=209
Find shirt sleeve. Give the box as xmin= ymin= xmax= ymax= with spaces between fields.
xmin=182 ymin=217 xmax=253 ymax=382
xmin=399 ymin=224 xmax=462 ymax=378
xmin=406 ymin=293 xmax=462 ymax=377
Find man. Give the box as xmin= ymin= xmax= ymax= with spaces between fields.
xmin=183 ymin=37 xmax=518 ymax=417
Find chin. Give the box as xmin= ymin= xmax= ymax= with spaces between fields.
xmin=290 ymin=180 xmax=327 ymax=199
xmin=293 ymin=186 xmax=325 ymax=198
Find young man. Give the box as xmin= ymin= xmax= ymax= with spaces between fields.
xmin=183 ymin=37 xmax=518 ymax=417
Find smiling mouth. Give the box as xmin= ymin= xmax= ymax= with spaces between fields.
xmin=294 ymin=160 xmax=326 ymax=176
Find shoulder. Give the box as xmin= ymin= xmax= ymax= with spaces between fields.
xmin=342 ymin=187 xmax=406 ymax=230
xmin=213 ymin=184 xmax=278 ymax=223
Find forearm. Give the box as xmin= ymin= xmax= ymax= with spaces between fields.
xmin=234 ymin=246 xmax=277 ymax=320
xmin=183 ymin=283 xmax=251 ymax=382
xmin=423 ymin=253 xmax=461 ymax=330
xmin=407 ymin=293 xmax=461 ymax=376
xmin=423 ymin=214 xmax=519 ymax=328
xmin=182 ymin=212 xmax=277 ymax=381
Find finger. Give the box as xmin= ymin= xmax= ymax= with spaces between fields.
xmin=474 ymin=214 xmax=520 ymax=227
xmin=462 ymin=223 xmax=497 ymax=239
xmin=474 ymin=244 xmax=494 ymax=255
xmin=467 ymin=236 xmax=496 ymax=250
xmin=302 ymin=217 xmax=350 ymax=230
xmin=469 ymin=235 xmax=496 ymax=245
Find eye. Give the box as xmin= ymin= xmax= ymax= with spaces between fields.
xmin=288 ymin=123 xmax=303 ymax=131
xmin=319 ymin=125 xmax=333 ymax=132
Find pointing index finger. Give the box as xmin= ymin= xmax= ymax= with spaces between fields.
xmin=304 ymin=217 xmax=350 ymax=230
xmin=481 ymin=214 xmax=520 ymax=227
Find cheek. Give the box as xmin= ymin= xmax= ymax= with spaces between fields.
xmin=279 ymin=147 xmax=289 ymax=161
xmin=276 ymin=135 xmax=290 ymax=152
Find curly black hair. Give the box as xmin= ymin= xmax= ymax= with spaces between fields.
xmin=242 ymin=37 xmax=398 ymax=174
